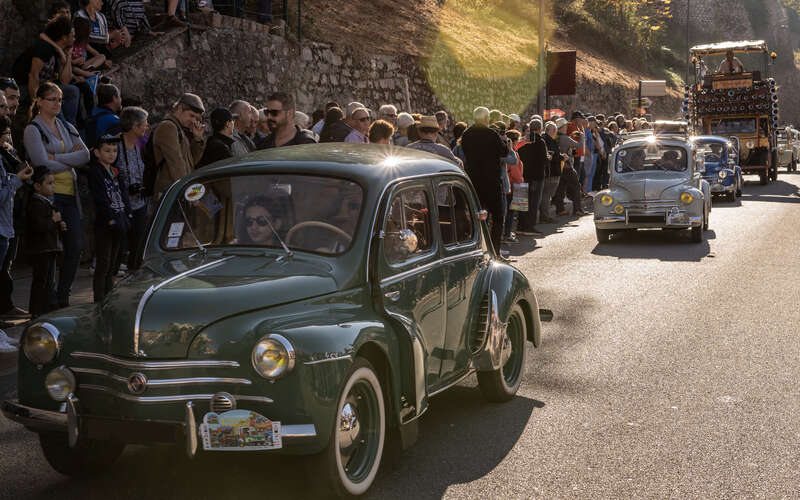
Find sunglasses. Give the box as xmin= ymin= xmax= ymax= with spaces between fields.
xmin=246 ymin=216 xmax=270 ymax=227
xmin=265 ymin=109 xmax=284 ymax=117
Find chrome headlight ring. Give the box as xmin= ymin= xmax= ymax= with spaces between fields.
xmin=718 ymin=170 xmax=728 ymax=179
xmin=251 ymin=334 xmax=296 ymax=380
xmin=22 ymin=322 xmax=61 ymax=366
xmin=45 ymin=366 xmax=76 ymax=402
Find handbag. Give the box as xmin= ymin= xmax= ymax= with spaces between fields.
xmin=510 ymin=182 xmax=529 ymax=212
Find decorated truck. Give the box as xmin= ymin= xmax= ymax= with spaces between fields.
xmin=686 ymin=40 xmax=779 ymax=185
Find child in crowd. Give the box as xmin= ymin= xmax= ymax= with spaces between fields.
xmin=26 ymin=167 xmax=65 ymax=318
xmin=70 ymin=17 xmax=110 ymax=79
xmin=88 ymin=134 xmax=129 ymax=303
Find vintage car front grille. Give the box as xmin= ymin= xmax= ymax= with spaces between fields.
xmin=623 ymin=199 xmax=678 ymax=211
xmin=69 ymin=352 xmax=271 ymax=406
xmin=472 ymin=296 xmax=490 ymax=354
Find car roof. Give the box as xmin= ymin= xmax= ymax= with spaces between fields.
xmin=618 ymin=136 xmax=692 ymax=148
xmin=192 ymin=143 xmax=465 ymax=186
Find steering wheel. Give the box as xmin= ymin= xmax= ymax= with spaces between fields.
xmin=285 ymin=221 xmax=352 ymax=247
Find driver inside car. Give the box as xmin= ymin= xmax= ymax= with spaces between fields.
xmin=237 ymin=195 xmax=287 ymax=246
xmin=656 ymin=150 xmax=682 ymax=171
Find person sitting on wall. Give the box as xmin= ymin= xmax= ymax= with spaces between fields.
xmin=717 ymin=50 xmax=744 ymax=74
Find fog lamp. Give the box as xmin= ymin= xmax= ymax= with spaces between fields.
xmin=680 ymin=192 xmax=694 ymax=204
xmin=45 ymin=366 xmax=76 ymax=402
xmin=613 ymin=204 xmax=624 ymax=215
xmin=600 ymin=194 xmax=614 ymax=206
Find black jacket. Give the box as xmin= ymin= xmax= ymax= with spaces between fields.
xmin=460 ymin=123 xmax=509 ymax=197
xmin=518 ymin=134 xmax=549 ymax=181
xmin=257 ymin=126 xmax=317 ymax=149
xmin=88 ymin=158 xmax=130 ymax=230
xmin=25 ymin=194 xmax=61 ymax=254
xmin=543 ymin=134 xmax=562 ymax=178
xmin=319 ymin=121 xmax=353 ymax=143
xmin=198 ymin=133 xmax=235 ymax=168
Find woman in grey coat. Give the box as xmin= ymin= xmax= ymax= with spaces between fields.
xmin=23 ymin=82 xmax=90 ymax=308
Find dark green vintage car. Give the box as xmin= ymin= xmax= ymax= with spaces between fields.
xmin=3 ymin=144 xmax=543 ymax=497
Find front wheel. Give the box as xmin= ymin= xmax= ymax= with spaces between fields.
xmin=477 ymin=304 xmax=527 ymax=402
xmin=39 ymin=432 xmax=125 ymax=477
xmin=311 ymin=357 xmax=386 ymax=498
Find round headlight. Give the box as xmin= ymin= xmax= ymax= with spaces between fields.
xmin=746 ymin=141 xmax=755 ymax=149
xmin=613 ymin=204 xmax=624 ymax=214
xmin=600 ymin=194 xmax=614 ymax=206
xmin=680 ymin=192 xmax=694 ymax=204
xmin=251 ymin=335 xmax=295 ymax=380
xmin=45 ymin=366 xmax=76 ymax=402
xmin=23 ymin=323 xmax=60 ymax=365
xmin=718 ymin=170 xmax=727 ymax=179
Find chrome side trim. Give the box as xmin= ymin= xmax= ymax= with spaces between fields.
xmin=148 ymin=377 xmax=252 ymax=387
xmin=281 ymin=424 xmax=317 ymax=438
xmin=71 ymin=352 xmax=240 ymax=370
xmin=380 ymin=249 xmax=484 ymax=285
xmin=79 ymin=384 xmax=274 ymax=404
xmin=133 ymin=256 xmax=234 ymax=356
xmin=429 ymin=369 xmax=475 ymax=397
xmin=71 ymin=367 xmax=128 ymax=384
xmin=303 ymin=354 xmax=353 ymax=366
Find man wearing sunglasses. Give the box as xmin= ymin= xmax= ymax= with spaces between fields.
xmin=344 ymin=107 xmax=371 ymax=143
xmin=256 ymin=92 xmax=316 ymax=149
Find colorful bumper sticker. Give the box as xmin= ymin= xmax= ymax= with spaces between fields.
xmin=200 ymin=410 xmax=282 ymax=451
xmin=185 ymin=183 xmax=206 ymax=202
xmin=168 ymin=222 xmax=185 ymax=238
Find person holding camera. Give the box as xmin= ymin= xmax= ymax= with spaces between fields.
xmin=116 ymin=106 xmax=149 ymax=271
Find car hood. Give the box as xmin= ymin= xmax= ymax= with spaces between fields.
xmin=98 ymin=254 xmax=339 ymax=358
xmin=613 ymin=172 xmax=689 ymax=200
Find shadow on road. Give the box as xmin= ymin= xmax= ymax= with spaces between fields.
xmin=739 ymin=180 xmax=800 ymax=203
xmin=590 ymin=229 xmax=712 ymax=261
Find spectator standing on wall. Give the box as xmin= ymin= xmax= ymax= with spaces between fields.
xmin=198 ymin=107 xmax=236 ymax=167
xmin=151 ymin=93 xmax=206 ymax=199
xmin=116 ymin=106 xmax=149 ymax=270
xmin=258 ymin=92 xmax=317 ymax=148
xmin=229 ymin=100 xmax=255 ymax=155
xmin=23 ymin=82 xmax=90 ymax=308
xmin=460 ymin=106 xmax=510 ymax=253
xmin=107 ymin=0 xmax=164 ymax=39
xmin=344 ymin=107 xmax=370 ymax=143
xmin=12 ymin=14 xmax=81 ymax=126
xmin=408 ymin=116 xmax=462 ymax=167
xmin=76 ymin=0 xmax=130 ymax=53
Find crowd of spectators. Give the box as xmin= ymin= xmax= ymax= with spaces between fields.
xmin=0 ymin=1 xmax=658 ymax=323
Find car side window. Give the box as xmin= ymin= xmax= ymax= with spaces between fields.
xmin=436 ymin=183 xmax=475 ymax=246
xmin=384 ymin=187 xmax=433 ymax=265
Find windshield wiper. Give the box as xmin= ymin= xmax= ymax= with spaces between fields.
xmin=264 ymin=216 xmax=293 ymax=260
xmin=177 ymin=200 xmax=207 ymax=258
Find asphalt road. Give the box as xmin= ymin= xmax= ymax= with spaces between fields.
xmin=2 ymin=174 xmax=800 ymax=499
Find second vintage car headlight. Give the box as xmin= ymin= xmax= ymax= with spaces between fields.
xmin=251 ymin=334 xmax=295 ymax=379
xmin=22 ymin=323 xmax=60 ymax=365
xmin=599 ymin=194 xmax=614 ymax=206
xmin=718 ymin=170 xmax=727 ymax=179
xmin=45 ymin=366 xmax=76 ymax=401
xmin=680 ymin=192 xmax=694 ymax=204
xmin=614 ymin=204 xmax=625 ymax=215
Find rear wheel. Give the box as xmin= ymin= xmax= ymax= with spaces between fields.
xmin=311 ymin=357 xmax=386 ymax=498
xmin=770 ymin=152 xmax=778 ymax=181
xmin=595 ymin=227 xmax=611 ymax=243
xmin=39 ymin=432 xmax=124 ymax=477
xmin=477 ymin=304 xmax=527 ymax=402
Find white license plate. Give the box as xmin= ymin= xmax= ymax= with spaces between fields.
xmin=199 ymin=409 xmax=282 ymax=451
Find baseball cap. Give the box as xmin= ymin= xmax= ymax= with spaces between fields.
xmin=555 ymin=117 xmax=568 ymax=129
xmin=175 ymin=93 xmax=205 ymax=114
xmin=210 ymin=107 xmax=236 ymax=131
xmin=96 ymin=134 xmax=121 ymax=146
xmin=570 ymin=111 xmax=585 ymax=120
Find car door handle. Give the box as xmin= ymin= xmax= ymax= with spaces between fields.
xmin=384 ymin=290 xmax=401 ymax=301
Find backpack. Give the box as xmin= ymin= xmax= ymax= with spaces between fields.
xmin=84 ymin=108 xmax=115 ymax=149
xmin=25 ymin=118 xmax=82 ymax=164
xmin=142 ymin=119 xmax=183 ymax=197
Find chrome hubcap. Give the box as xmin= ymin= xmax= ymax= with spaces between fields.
xmin=500 ymin=330 xmax=513 ymax=366
xmin=338 ymin=402 xmax=360 ymax=450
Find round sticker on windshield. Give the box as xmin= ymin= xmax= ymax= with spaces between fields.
xmin=185 ymin=183 xmax=206 ymax=202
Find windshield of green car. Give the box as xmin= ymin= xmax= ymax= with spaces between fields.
xmin=615 ymin=144 xmax=688 ymax=173
xmin=711 ymin=118 xmax=756 ymax=135
xmin=159 ymin=174 xmax=364 ymax=255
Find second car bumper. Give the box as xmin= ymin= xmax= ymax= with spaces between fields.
xmin=709 ymin=182 xmax=734 ymax=193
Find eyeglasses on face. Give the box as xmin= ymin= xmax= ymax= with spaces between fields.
xmin=265 ymin=109 xmax=284 ymax=117
xmin=246 ymin=216 xmax=270 ymax=227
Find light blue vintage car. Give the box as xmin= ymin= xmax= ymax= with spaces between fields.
xmin=693 ymin=135 xmax=743 ymax=202
xmin=594 ymin=133 xmax=711 ymax=243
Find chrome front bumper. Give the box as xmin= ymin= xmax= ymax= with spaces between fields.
xmin=595 ymin=212 xmax=702 ymax=229
xmin=2 ymin=399 xmax=317 ymax=457
xmin=709 ymin=182 xmax=734 ymax=193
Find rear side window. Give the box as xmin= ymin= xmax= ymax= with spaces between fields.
xmin=436 ymin=184 xmax=475 ymax=246
xmin=384 ymin=188 xmax=433 ymax=264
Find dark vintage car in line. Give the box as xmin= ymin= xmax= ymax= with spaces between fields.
xmin=693 ymin=135 xmax=743 ymax=202
xmin=2 ymin=144 xmax=545 ymax=497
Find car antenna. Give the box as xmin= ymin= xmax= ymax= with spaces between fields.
xmin=178 ymin=199 xmax=207 ymax=258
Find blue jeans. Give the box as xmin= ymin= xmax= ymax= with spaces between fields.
xmin=56 ymin=83 xmax=80 ymax=126
xmin=53 ymin=194 xmax=83 ymax=306
xmin=0 ymin=236 xmax=9 ymax=272
xmin=585 ymin=153 xmax=598 ymax=192
xmin=521 ymin=179 xmax=545 ymax=231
